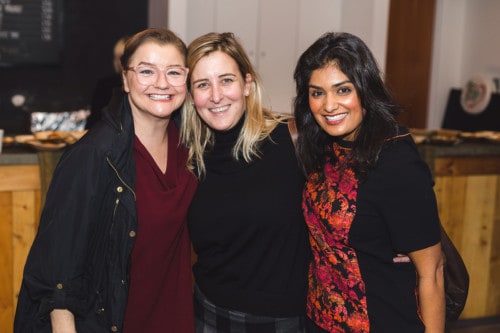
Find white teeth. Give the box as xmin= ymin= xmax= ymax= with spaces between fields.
xmin=149 ymin=94 xmax=171 ymax=100
xmin=210 ymin=106 xmax=229 ymax=113
xmin=326 ymin=113 xmax=347 ymax=121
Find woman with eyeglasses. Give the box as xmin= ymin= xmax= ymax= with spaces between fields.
xmin=14 ymin=28 xmax=197 ymax=333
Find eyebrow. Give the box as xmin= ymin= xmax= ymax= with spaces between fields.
xmin=192 ymin=78 xmax=208 ymax=85
xmin=192 ymin=73 xmax=237 ymax=85
xmin=219 ymin=73 xmax=238 ymax=78
xmin=308 ymin=79 xmax=352 ymax=89
xmin=135 ymin=61 xmax=184 ymax=68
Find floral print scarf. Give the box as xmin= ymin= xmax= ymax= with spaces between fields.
xmin=303 ymin=142 xmax=369 ymax=333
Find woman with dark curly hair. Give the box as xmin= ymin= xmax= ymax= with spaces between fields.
xmin=293 ymin=32 xmax=445 ymax=333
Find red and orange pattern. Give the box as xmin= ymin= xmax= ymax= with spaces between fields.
xmin=303 ymin=142 xmax=369 ymax=332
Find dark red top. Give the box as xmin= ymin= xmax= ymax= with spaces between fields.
xmin=123 ymin=121 xmax=197 ymax=332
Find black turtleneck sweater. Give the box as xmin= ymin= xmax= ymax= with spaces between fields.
xmin=188 ymin=118 xmax=311 ymax=317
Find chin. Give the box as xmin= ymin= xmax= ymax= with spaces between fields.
xmin=209 ymin=121 xmax=234 ymax=131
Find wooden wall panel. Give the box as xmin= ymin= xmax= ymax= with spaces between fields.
xmin=0 ymin=165 xmax=40 ymax=192
xmin=461 ymin=176 xmax=496 ymax=317
xmin=0 ymin=192 xmax=13 ymax=332
xmin=0 ymin=166 xmax=41 ymax=333
xmin=12 ymin=191 xmax=39 ymax=306
xmin=434 ymin=176 xmax=467 ymax=243
xmin=488 ymin=177 xmax=500 ymax=315
xmin=434 ymin=156 xmax=500 ymax=176
xmin=385 ymin=0 xmax=436 ymax=128
xmin=435 ymin=174 xmax=500 ymax=318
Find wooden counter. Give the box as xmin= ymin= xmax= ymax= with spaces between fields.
xmin=0 ymin=148 xmax=62 ymax=332
xmin=0 ymin=150 xmax=40 ymax=332
xmin=419 ymin=143 xmax=500 ymax=319
xmin=0 ymin=142 xmax=499 ymax=330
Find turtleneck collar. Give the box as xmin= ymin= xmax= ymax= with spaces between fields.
xmin=213 ymin=113 xmax=245 ymax=144
xmin=205 ymin=114 xmax=251 ymax=174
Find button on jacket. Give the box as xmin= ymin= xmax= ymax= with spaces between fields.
xmin=15 ymin=92 xmax=140 ymax=332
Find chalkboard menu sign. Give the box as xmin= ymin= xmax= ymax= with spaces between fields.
xmin=0 ymin=0 xmax=62 ymax=65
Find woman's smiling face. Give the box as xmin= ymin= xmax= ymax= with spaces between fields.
xmin=308 ymin=63 xmax=364 ymax=141
xmin=190 ymin=50 xmax=251 ymax=131
xmin=122 ymin=42 xmax=187 ymax=120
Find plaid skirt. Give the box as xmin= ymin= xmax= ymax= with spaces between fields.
xmin=194 ymin=284 xmax=306 ymax=333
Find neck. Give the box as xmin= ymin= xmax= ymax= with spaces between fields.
xmin=132 ymin=109 xmax=170 ymax=174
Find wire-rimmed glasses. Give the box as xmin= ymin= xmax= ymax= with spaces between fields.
xmin=127 ymin=65 xmax=188 ymax=87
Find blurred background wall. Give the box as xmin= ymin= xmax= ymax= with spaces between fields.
xmin=0 ymin=0 xmax=147 ymax=134
xmin=2 ymin=0 xmax=500 ymax=134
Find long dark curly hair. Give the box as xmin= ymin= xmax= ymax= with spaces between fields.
xmin=293 ymin=32 xmax=400 ymax=177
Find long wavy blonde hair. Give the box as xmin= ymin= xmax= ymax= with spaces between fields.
xmin=180 ymin=32 xmax=289 ymax=177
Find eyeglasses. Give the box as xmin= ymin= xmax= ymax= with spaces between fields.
xmin=127 ymin=65 xmax=188 ymax=87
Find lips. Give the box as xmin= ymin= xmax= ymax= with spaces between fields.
xmin=325 ymin=112 xmax=348 ymax=122
xmin=149 ymin=94 xmax=172 ymax=101
xmin=209 ymin=105 xmax=230 ymax=113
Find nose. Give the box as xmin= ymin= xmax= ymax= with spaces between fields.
xmin=154 ymin=70 xmax=170 ymax=88
xmin=324 ymin=93 xmax=338 ymax=112
xmin=210 ymin=84 xmax=223 ymax=104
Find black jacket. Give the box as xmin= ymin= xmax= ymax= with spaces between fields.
xmin=15 ymin=93 xmax=138 ymax=332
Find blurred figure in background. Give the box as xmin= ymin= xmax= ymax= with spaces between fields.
xmin=87 ymin=36 xmax=127 ymax=129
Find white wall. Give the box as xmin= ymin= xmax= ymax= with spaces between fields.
xmin=168 ymin=0 xmax=389 ymax=66
xmin=462 ymin=0 xmax=500 ymax=82
xmin=428 ymin=0 xmax=467 ymax=129
xmin=154 ymin=0 xmax=500 ymax=128
xmin=165 ymin=0 xmax=389 ymax=114
xmin=428 ymin=0 xmax=500 ymax=129
xmin=340 ymin=0 xmax=390 ymax=74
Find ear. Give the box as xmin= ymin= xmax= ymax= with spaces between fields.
xmin=122 ymin=71 xmax=130 ymax=93
xmin=244 ymin=73 xmax=252 ymax=96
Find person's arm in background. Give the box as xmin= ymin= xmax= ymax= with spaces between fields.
xmin=51 ymin=309 xmax=76 ymax=333
xmin=409 ymin=242 xmax=445 ymax=333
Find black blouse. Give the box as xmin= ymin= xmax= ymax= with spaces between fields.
xmin=188 ymin=119 xmax=311 ymax=317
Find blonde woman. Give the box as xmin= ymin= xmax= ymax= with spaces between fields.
xmin=181 ymin=32 xmax=310 ymax=332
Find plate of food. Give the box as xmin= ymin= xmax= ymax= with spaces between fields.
xmin=14 ymin=134 xmax=36 ymax=144
xmin=33 ymin=130 xmax=88 ymax=145
xmin=479 ymin=131 xmax=500 ymax=143
xmin=25 ymin=139 xmax=67 ymax=151
xmin=409 ymin=128 xmax=433 ymax=144
xmin=34 ymin=130 xmax=70 ymax=143
xmin=429 ymin=129 xmax=461 ymax=145
xmin=458 ymin=131 xmax=488 ymax=142
xmin=2 ymin=135 xmax=15 ymax=147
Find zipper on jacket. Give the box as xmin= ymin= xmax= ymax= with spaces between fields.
xmin=106 ymin=157 xmax=136 ymax=200
xmin=113 ymin=198 xmax=120 ymax=220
